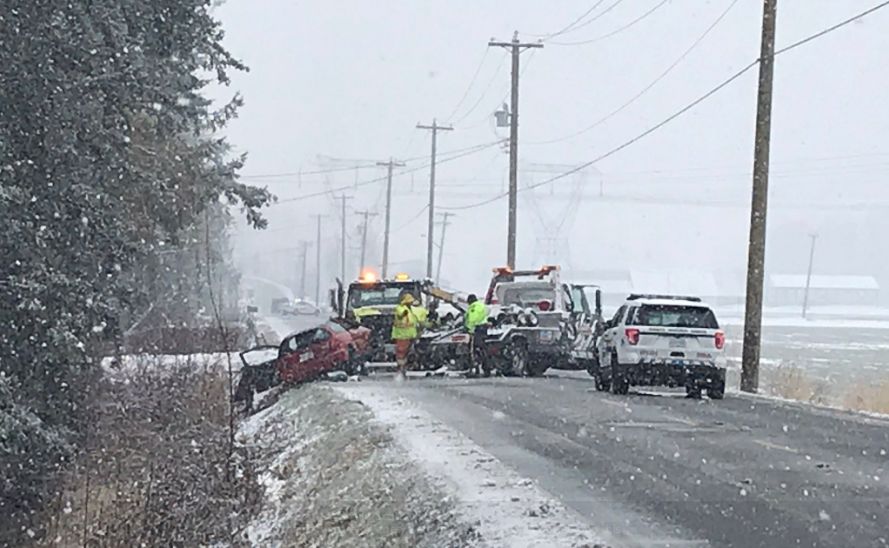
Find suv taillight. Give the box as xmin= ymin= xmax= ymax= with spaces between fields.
xmin=715 ymin=331 xmax=725 ymax=350
xmin=625 ymin=328 xmax=640 ymax=345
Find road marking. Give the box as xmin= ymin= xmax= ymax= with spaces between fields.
xmin=754 ymin=439 xmax=800 ymax=454
xmin=600 ymin=399 xmax=629 ymax=409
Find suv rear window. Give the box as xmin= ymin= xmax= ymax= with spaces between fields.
xmin=499 ymin=286 xmax=554 ymax=307
xmin=627 ymin=305 xmax=718 ymax=329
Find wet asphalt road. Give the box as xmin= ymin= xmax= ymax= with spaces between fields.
xmin=350 ymin=372 xmax=889 ymax=548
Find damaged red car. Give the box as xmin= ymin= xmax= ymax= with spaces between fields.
xmin=277 ymin=321 xmax=370 ymax=383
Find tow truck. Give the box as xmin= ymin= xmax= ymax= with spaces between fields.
xmin=482 ymin=266 xmax=604 ymax=376
xmin=330 ymin=271 xmax=465 ymax=369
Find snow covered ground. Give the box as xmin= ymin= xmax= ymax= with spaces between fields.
xmin=334 ymin=383 xmax=611 ymax=548
xmin=236 ymin=385 xmax=480 ymax=547
xmin=237 ymin=381 xmax=610 ymax=548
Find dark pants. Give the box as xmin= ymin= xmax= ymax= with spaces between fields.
xmin=471 ymin=325 xmax=487 ymax=372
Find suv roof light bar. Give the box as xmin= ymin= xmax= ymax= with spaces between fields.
xmin=627 ymin=294 xmax=703 ymax=302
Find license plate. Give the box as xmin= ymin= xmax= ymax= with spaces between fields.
xmin=299 ymin=351 xmax=314 ymax=363
xmin=669 ymin=338 xmax=687 ymax=348
xmin=539 ymin=331 xmax=554 ymax=342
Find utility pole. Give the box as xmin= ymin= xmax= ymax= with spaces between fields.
xmin=740 ymin=0 xmax=779 ymax=394
xmin=802 ymin=233 xmax=817 ymax=319
xmin=335 ymin=195 xmax=352 ymax=282
xmin=297 ymin=240 xmax=311 ymax=299
xmin=435 ymin=212 xmax=453 ymax=285
xmin=417 ymin=119 xmax=453 ymax=279
xmin=377 ymin=158 xmax=405 ymax=278
xmin=313 ymin=214 xmax=323 ymax=306
xmin=356 ymin=210 xmax=377 ymax=274
xmin=489 ymin=31 xmax=543 ymax=269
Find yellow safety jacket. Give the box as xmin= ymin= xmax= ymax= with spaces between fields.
xmin=413 ymin=306 xmax=430 ymax=328
xmin=391 ymin=304 xmax=418 ymax=340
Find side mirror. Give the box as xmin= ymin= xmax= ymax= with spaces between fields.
xmin=246 ymin=305 xmax=259 ymax=314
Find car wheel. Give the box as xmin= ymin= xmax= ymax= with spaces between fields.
xmin=610 ymin=353 xmax=629 ymax=395
xmin=526 ymin=360 xmax=549 ymax=377
xmin=594 ymin=372 xmax=610 ymax=392
xmin=708 ymin=380 xmax=725 ymax=400
xmin=686 ymin=383 xmax=703 ymax=399
xmin=611 ymin=374 xmax=629 ymax=395
xmin=510 ymin=340 xmax=529 ymax=376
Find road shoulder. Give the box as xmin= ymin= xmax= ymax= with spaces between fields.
xmin=334 ymin=382 xmax=612 ymax=548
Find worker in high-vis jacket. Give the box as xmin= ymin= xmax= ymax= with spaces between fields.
xmin=464 ymin=294 xmax=490 ymax=374
xmin=391 ymin=292 xmax=419 ymax=376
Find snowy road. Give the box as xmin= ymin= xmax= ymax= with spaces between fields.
xmin=341 ymin=372 xmax=889 ymax=547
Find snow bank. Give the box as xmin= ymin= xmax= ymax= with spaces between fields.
xmin=236 ymin=385 xmax=478 ymax=548
xmin=334 ymin=384 xmax=610 ymax=548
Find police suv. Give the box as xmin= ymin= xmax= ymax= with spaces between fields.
xmin=593 ymin=294 xmax=726 ymax=399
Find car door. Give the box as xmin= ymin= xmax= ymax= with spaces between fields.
xmin=598 ymin=305 xmax=627 ymax=364
xmin=565 ymin=284 xmax=592 ymax=356
xmin=307 ymin=327 xmax=333 ymax=376
xmin=278 ymin=331 xmax=312 ymax=382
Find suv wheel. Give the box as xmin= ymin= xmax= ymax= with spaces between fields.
xmin=686 ymin=383 xmax=703 ymax=399
xmin=594 ymin=373 xmax=610 ymax=392
xmin=708 ymin=380 xmax=725 ymax=400
xmin=610 ymin=355 xmax=629 ymax=395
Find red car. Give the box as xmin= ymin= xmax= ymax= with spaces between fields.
xmin=277 ymin=321 xmax=370 ymax=383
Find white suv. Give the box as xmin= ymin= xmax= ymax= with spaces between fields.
xmin=594 ymin=294 xmax=726 ymax=398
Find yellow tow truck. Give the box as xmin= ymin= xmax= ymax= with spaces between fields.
xmin=330 ymin=271 xmax=460 ymax=366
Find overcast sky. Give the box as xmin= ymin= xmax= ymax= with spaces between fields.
xmin=209 ymin=0 xmax=889 ymax=297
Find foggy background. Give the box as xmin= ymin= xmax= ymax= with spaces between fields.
xmin=208 ymin=0 xmax=889 ymax=310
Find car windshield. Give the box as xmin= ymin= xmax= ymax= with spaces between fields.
xmin=327 ymin=322 xmax=346 ymax=333
xmin=627 ymin=304 xmax=719 ymax=329
xmin=349 ymin=285 xmax=414 ymax=308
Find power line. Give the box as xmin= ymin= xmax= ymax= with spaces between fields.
xmin=441 ymin=0 xmax=889 ymax=212
xmin=391 ymin=205 xmax=428 ymax=232
xmin=271 ymin=140 xmax=503 ymax=205
xmin=445 ymin=49 xmax=490 ymax=122
xmin=240 ymin=163 xmax=378 ymax=180
xmin=531 ymin=0 xmax=607 ymax=39
xmin=442 ymin=60 xmax=758 ymax=211
xmin=549 ymin=0 xmax=669 ymax=46
xmin=529 ymin=0 xmax=740 ymax=145
xmin=548 ymin=0 xmax=627 ymax=39
xmin=452 ymin=51 xmax=509 ymax=126
xmin=774 ymin=0 xmax=889 ymax=55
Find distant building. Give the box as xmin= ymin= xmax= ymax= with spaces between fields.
xmin=766 ymin=274 xmax=880 ymax=307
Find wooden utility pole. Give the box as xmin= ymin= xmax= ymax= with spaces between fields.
xmin=377 ymin=158 xmax=405 ymax=278
xmin=356 ymin=210 xmax=377 ymax=274
xmin=313 ymin=214 xmax=323 ymax=306
xmin=336 ymin=195 xmax=353 ymax=283
xmin=417 ymin=119 xmax=453 ymax=279
xmin=489 ymin=31 xmax=542 ymax=269
xmin=801 ymin=233 xmax=818 ymax=319
xmin=741 ymin=0 xmax=779 ymax=394
xmin=297 ymin=240 xmax=312 ymax=299
xmin=435 ymin=212 xmax=454 ymax=285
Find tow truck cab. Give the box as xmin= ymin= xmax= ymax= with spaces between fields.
xmin=330 ymin=272 xmax=426 ymax=361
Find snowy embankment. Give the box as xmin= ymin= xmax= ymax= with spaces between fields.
xmin=237 ymin=385 xmax=479 ymax=547
xmin=237 ymin=383 xmax=610 ymax=548
xmin=333 ymin=384 xmax=610 ymax=548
